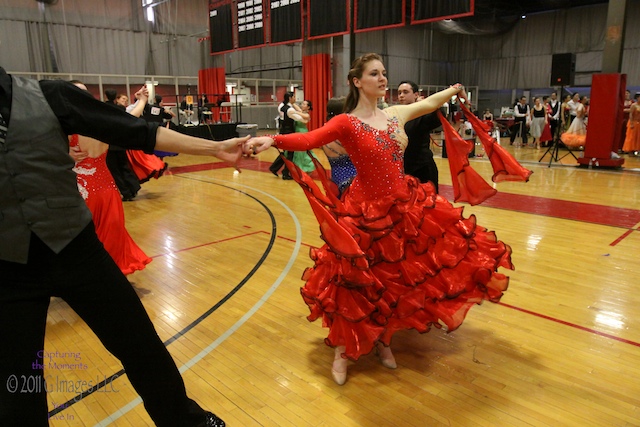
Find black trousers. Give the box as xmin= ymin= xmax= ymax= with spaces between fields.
xmin=269 ymin=150 xmax=295 ymax=177
xmin=106 ymin=147 xmax=141 ymax=199
xmin=509 ymin=119 xmax=528 ymax=145
xmin=407 ymin=159 xmax=439 ymax=194
xmin=0 ymin=225 xmax=205 ymax=427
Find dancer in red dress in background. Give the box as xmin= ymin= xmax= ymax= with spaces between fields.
xmin=70 ymin=134 xmax=152 ymax=274
xmin=247 ymin=53 xmax=530 ymax=385
xmin=69 ymin=81 xmax=152 ymax=274
xmin=126 ymin=144 xmax=168 ymax=183
xmin=540 ymin=96 xmax=553 ymax=147
xmin=126 ymin=93 xmax=169 ymax=183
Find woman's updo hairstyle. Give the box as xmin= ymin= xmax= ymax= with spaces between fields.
xmin=343 ymin=53 xmax=383 ymax=113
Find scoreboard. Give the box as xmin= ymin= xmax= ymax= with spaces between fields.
xmin=209 ymin=0 xmax=234 ymax=54
xmin=270 ymin=0 xmax=303 ymax=45
xmin=307 ymin=0 xmax=349 ymax=40
xmin=354 ymin=0 xmax=405 ymax=33
xmin=237 ymin=0 xmax=265 ymax=49
xmin=208 ymin=0 xmax=475 ymax=54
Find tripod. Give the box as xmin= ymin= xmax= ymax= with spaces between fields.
xmin=538 ymin=132 xmax=579 ymax=167
xmin=539 ymin=116 xmax=560 ymax=166
xmin=538 ymin=86 xmax=579 ymax=167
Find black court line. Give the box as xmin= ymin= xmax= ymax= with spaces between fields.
xmin=48 ymin=179 xmax=277 ymax=419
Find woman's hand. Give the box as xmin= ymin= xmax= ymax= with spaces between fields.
xmin=452 ymin=83 xmax=470 ymax=106
xmin=69 ymin=145 xmax=88 ymax=163
xmin=244 ymin=136 xmax=275 ymax=155
xmin=134 ymin=85 xmax=149 ymax=101
xmin=451 ymin=83 xmax=465 ymax=96
xmin=450 ymin=83 xmax=472 ymax=110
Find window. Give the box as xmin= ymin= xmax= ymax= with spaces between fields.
xmin=143 ymin=0 xmax=155 ymax=23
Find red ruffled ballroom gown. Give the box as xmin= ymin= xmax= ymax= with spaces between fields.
xmin=126 ymin=150 xmax=168 ymax=183
xmin=273 ymin=107 xmax=524 ymax=361
xmin=71 ymin=136 xmax=152 ymax=275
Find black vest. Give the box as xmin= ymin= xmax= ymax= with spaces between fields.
xmin=515 ymin=103 xmax=528 ymax=122
xmin=279 ymin=104 xmax=295 ymax=134
xmin=0 ymin=77 xmax=92 ymax=263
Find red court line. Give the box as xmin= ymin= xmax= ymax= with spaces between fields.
xmin=168 ymin=159 xmax=640 ymax=230
xmin=281 ymin=235 xmax=640 ymax=349
xmin=148 ymin=226 xmax=640 ymax=350
xmin=166 ymin=156 xmax=276 ymax=175
xmin=499 ymin=302 xmax=640 ymax=348
xmin=438 ymin=187 xmax=640 ymax=229
xmin=151 ymin=230 xmax=268 ymax=258
xmin=609 ymin=228 xmax=638 ymax=246
xmin=277 ymin=235 xmax=315 ymax=248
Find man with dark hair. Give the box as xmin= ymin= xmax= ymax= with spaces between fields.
xmin=269 ymin=91 xmax=296 ymax=179
xmin=105 ymin=88 xmax=118 ymax=105
xmin=105 ymin=87 xmax=143 ymax=201
xmin=0 ymin=66 xmax=244 ymax=426
xmin=510 ymin=96 xmax=530 ymax=146
xmin=397 ymin=80 xmax=442 ymax=192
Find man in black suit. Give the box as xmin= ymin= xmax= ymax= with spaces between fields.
xmin=105 ymin=87 xmax=142 ymax=201
xmin=397 ymin=81 xmax=442 ymax=192
xmin=0 ymin=66 xmax=244 ymax=427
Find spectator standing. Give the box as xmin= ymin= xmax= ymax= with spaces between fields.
xmin=510 ymin=96 xmax=530 ymax=146
xmin=622 ymin=100 xmax=640 ymax=155
xmin=548 ymin=92 xmax=561 ymax=143
xmin=529 ymin=97 xmax=548 ymax=149
xmin=567 ymin=93 xmax=581 ymax=126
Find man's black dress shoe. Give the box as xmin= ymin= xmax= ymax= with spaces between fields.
xmin=196 ymin=411 xmax=225 ymax=427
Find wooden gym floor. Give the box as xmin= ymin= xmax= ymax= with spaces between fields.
xmin=44 ymin=135 xmax=640 ymax=426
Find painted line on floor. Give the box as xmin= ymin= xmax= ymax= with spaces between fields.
xmin=167 ymin=159 xmax=640 ymax=229
xmin=93 ymin=177 xmax=302 ymax=426
xmin=499 ymin=302 xmax=640 ymax=348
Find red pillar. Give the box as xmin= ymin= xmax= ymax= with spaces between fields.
xmin=577 ymin=73 xmax=626 ymax=168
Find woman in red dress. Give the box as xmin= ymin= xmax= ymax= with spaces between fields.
xmin=68 ymin=81 xmax=151 ymax=274
xmin=71 ymin=134 xmax=152 ymax=274
xmin=247 ymin=54 xmax=517 ymax=385
xmin=540 ymin=96 xmax=553 ymax=146
xmin=126 ymin=149 xmax=168 ymax=183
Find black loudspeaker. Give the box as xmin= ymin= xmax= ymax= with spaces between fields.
xmin=550 ymin=53 xmax=576 ymax=86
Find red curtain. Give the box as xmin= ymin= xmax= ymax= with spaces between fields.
xmin=302 ymin=54 xmax=332 ymax=131
xmin=198 ymin=67 xmax=227 ymax=122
